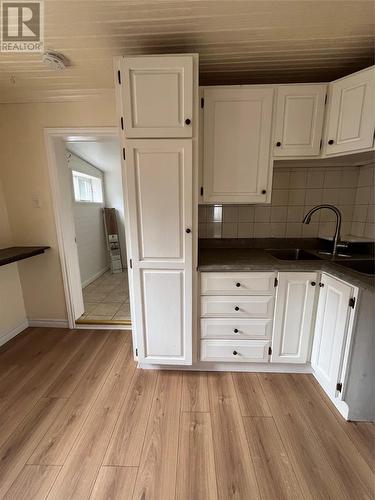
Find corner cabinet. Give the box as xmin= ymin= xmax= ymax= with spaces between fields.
xmin=271 ymin=272 xmax=319 ymax=364
xmin=202 ymin=87 xmax=274 ymax=204
xmin=273 ymin=84 xmax=327 ymax=157
xmin=311 ymin=273 xmax=357 ymax=401
xmin=324 ymin=66 xmax=375 ymax=156
xmin=120 ymin=55 xmax=194 ymax=138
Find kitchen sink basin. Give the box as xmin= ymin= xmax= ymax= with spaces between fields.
xmin=266 ymin=248 xmax=322 ymax=260
xmin=334 ymin=259 xmax=375 ymax=275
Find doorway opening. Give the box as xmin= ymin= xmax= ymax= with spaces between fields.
xmin=45 ymin=128 xmax=132 ymax=330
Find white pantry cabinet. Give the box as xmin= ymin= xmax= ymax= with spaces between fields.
xmin=324 ymin=66 xmax=375 ymax=156
xmin=124 ymin=139 xmax=193 ymax=365
xmin=271 ymin=272 xmax=319 ymax=364
xmin=202 ymin=87 xmax=274 ymax=203
xmin=273 ymin=84 xmax=327 ymax=157
xmin=311 ymin=274 xmax=357 ymax=399
xmin=120 ymin=55 xmax=193 ymax=138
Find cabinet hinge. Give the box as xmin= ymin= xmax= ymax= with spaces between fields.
xmin=117 ymin=70 xmax=121 ymax=85
xmin=135 ymin=348 xmax=138 ymax=356
xmin=129 ymin=258 xmax=133 ymax=269
xmin=320 ymin=139 xmax=323 ymax=151
xmin=268 ymin=347 xmax=272 ymax=355
xmin=336 ymin=382 xmax=342 ymax=393
xmin=120 ymin=117 xmax=124 ymax=130
xmin=200 ymin=97 xmax=204 ymax=109
xmin=349 ymin=297 xmax=356 ymax=309
xmin=274 ymin=277 xmax=278 ymax=287
xmin=122 ymin=148 xmax=126 ymax=160
xmin=200 ymin=186 xmax=204 ymax=196
xmin=324 ymin=93 xmax=328 ymax=105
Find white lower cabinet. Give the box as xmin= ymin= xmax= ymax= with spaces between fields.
xmin=271 ymin=272 xmax=319 ymax=364
xmin=311 ymin=273 xmax=357 ymax=400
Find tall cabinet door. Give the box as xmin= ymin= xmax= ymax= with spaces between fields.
xmin=125 ymin=139 xmax=192 ymax=365
xmin=311 ymin=274 xmax=354 ymax=398
xmin=324 ymin=66 xmax=375 ymax=155
xmin=203 ymin=87 xmax=274 ymax=204
xmin=271 ymin=272 xmax=318 ymax=364
xmin=121 ymin=55 xmax=193 ymax=138
xmin=273 ymin=85 xmax=327 ymax=157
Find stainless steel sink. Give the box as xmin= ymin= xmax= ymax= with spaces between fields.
xmin=265 ymin=248 xmax=322 ymax=260
xmin=334 ymin=259 xmax=375 ymax=276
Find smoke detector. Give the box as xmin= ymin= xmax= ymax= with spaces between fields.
xmin=42 ymin=51 xmax=68 ymax=71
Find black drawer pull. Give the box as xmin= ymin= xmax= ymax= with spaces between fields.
xmin=234 ymin=306 xmax=240 ymax=311
xmin=233 ymin=328 xmax=239 ymax=333
xmin=235 ymin=282 xmax=241 ymax=287
xmin=233 ymin=350 xmax=238 ymax=356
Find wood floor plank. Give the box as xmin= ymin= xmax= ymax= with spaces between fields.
xmin=131 ymin=372 xmax=182 ymax=500
xmin=208 ymin=372 xmax=261 ymax=500
xmin=0 ymin=398 xmax=66 ymax=498
xmin=104 ymin=369 xmax=158 ymax=466
xmin=3 ymin=465 xmax=61 ymax=500
xmin=259 ymin=373 xmax=350 ymax=500
xmin=289 ymin=374 xmax=374 ymax=499
xmin=232 ymin=373 xmax=272 ymax=417
xmin=90 ymin=466 xmax=138 ymax=500
xmin=243 ymin=416 xmax=303 ymax=500
xmin=176 ymin=412 xmax=218 ymax=500
xmin=181 ymin=371 xmax=210 ymax=412
xmin=29 ymin=331 xmax=125 ymax=466
xmin=46 ymin=340 xmax=136 ymax=500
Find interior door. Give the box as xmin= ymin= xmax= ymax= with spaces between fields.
xmin=273 ymin=85 xmax=327 ymax=157
xmin=203 ymin=87 xmax=274 ymax=203
xmin=311 ymin=274 xmax=353 ymax=397
xmin=124 ymin=139 xmax=192 ymax=364
xmin=271 ymin=272 xmax=318 ymax=364
xmin=121 ymin=55 xmax=193 ymax=138
xmin=324 ymin=66 xmax=375 ymax=155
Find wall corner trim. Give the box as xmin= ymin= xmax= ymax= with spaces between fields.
xmin=0 ymin=320 xmax=29 ymax=348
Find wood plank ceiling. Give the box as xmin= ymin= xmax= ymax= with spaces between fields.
xmin=0 ymin=0 xmax=374 ymax=102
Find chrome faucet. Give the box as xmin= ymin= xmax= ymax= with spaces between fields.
xmin=302 ymin=204 xmax=343 ymax=256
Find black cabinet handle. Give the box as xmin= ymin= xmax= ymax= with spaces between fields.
xmin=185 ymin=118 xmax=191 ymax=125
xmin=311 ymin=281 xmax=316 ymax=286
xmin=319 ymin=283 xmax=325 ymax=287
xmin=276 ymin=141 xmax=281 ymax=147
xmin=233 ymin=350 xmax=238 ymax=356
xmin=233 ymin=328 xmax=239 ymax=333
xmin=235 ymin=282 xmax=241 ymax=287
xmin=328 ymin=139 xmax=334 ymax=145
xmin=234 ymin=306 xmax=240 ymax=311
xmin=185 ymin=228 xmax=191 ymax=233
xmin=261 ymin=189 xmax=266 ymax=194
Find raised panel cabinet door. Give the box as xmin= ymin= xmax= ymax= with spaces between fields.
xmin=125 ymin=139 xmax=192 ymax=364
xmin=273 ymin=84 xmax=327 ymax=157
xmin=324 ymin=66 xmax=375 ymax=155
xmin=311 ymin=274 xmax=354 ymax=397
xmin=120 ymin=55 xmax=193 ymax=138
xmin=271 ymin=272 xmax=318 ymax=364
xmin=203 ymin=87 xmax=274 ymax=203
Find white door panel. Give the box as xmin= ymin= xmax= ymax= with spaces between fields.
xmin=121 ymin=55 xmax=193 ymax=138
xmin=273 ymin=85 xmax=326 ymax=157
xmin=271 ymin=272 xmax=318 ymax=364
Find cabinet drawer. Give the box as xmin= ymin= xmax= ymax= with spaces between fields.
xmin=200 ymin=339 xmax=270 ymax=362
xmin=201 ymin=295 xmax=274 ymax=318
xmin=201 ymin=272 xmax=276 ymax=295
xmin=200 ymin=318 xmax=272 ymax=339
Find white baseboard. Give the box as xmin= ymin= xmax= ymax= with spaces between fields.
xmin=28 ymin=319 xmax=69 ymax=328
xmin=74 ymin=323 xmax=132 ymax=331
xmin=138 ymin=361 xmax=313 ymax=373
xmin=81 ymin=267 xmax=110 ymax=289
xmin=0 ymin=320 xmax=29 ymax=347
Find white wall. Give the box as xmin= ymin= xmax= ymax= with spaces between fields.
xmin=67 ymin=152 xmax=108 ymax=287
xmin=104 ymin=170 xmax=127 ymax=266
xmin=0 ymin=176 xmax=27 ymax=346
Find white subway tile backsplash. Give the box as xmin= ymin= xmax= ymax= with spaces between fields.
xmin=305 ymin=189 xmax=323 ymax=205
xmin=286 ymin=223 xmax=302 ymax=237
xmin=269 ymin=222 xmax=286 ymax=237
xmin=238 ymin=205 xmax=255 ymax=222
xmin=206 ymin=222 xmax=222 ymax=238
xmin=338 ymin=188 xmax=356 ymax=205
xmin=288 ymin=189 xmax=306 ymax=206
xmin=287 ymin=206 xmax=304 ymax=222
xmin=222 ymin=222 xmax=238 ymax=238
xmin=270 ymin=206 xmax=288 ymax=222
xmin=255 ymin=206 xmax=271 ymax=222
xmin=253 ymin=223 xmax=270 ymax=238
xmin=238 ymin=222 xmax=254 ymax=237
xmin=324 ymin=170 xmax=341 ymax=188
xmin=322 ymin=188 xmax=339 ymax=204
xmin=273 ymin=170 xmax=290 ymax=189
xmin=289 ymin=169 xmax=307 ymax=189
xmin=223 ymin=205 xmax=238 ymax=222
xmin=271 ymin=189 xmax=289 ymax=205
xmin=307 ymin=170 xmax=324 ymax=189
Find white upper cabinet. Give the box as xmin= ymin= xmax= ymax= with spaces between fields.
xmin=271 ymin=272 xmax=319 ymax=364
xmin=202 ymin=87 xmax=274 ymax=204
xmin=120 ymin=55 xmax=194 ymax=138
xmin=324 ymin=66 xmax=375 ymax=156
xmin=273 ymin=84 xmax=327 ymax=157
xmin=311 ymin=274 xmax=356 ymax=399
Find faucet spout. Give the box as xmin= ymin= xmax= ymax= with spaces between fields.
xmin=302 ymin=204 xmax=342 ymax=256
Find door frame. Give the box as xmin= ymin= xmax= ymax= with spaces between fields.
xmin=44 ymin=127 xmax=132 ymax=332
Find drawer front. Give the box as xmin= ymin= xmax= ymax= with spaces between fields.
xmin=201 ymin=272 xmax=276 ymax=295
xmin=201 ymin=296 xmax=274 ymax=318
xmin=201 ymin=339 xmax=270 ymax=362
xmin=201 ymin=318 xmax=272 ymax=339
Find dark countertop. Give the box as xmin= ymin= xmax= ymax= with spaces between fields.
xmin=0 ymin=246 xmax=50 ymax=267
xmin=198 ymin=239 xmax=375 ymax=291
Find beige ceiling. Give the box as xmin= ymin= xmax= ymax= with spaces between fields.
xmin=0 ymin=0 xmax=374 ymax=103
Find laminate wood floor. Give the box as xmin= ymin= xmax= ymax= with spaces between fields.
xmin=0 ymin=328 xmax=374 ymax=499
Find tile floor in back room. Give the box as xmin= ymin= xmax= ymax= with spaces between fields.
xmin=80 ymin=270 xmax=131 ymax=321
